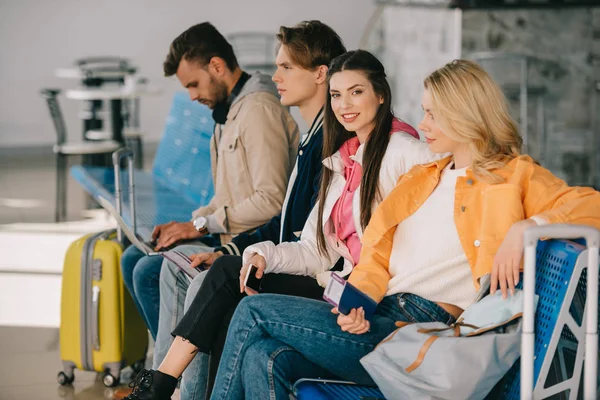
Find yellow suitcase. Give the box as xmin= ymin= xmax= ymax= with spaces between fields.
xmin=57 ymin=229 xmax=148 ymax=387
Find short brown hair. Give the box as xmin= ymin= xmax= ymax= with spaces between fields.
xmin=276 ymin=21 xmax=346 ymax=70
xmin=164 ymin=22 xmax=238 ymax=77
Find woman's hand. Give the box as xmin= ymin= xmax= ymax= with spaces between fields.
xmin=240 ymin=253 xmax=266 ymax=295
xmin=332 ymin=307 xmax=370 ymax=335
xmin=491 ymin=219 xmax=537 ymax=299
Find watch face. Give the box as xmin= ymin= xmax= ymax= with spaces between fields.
xmin=194 ymin=217 xmax=206 ymax=231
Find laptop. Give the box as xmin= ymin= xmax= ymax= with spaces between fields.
xmin=114 ymin=212 xmax=157 ymax=255
xmin=116 ymin=214 xmax=204 ymax=279
xmin=94 ymin=195 xmax=157 ymax=255
xmin=97 ymin=197 xmax=204 ymax=279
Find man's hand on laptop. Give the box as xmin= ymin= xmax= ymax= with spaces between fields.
xmin=189 ymin=251 xmax=223 ymax=270
xmin=152 ymin=221 xmax=204 ymax=251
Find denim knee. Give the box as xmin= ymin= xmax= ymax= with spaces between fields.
xmin=184 ymin=270 xmax=208 ymax=313
xmin=232 ymin=296 xmax=257 ymax=324
xmin=132 ymin=256 xmax=162 ymax=291
xmin=121 ymin=245 xmax=145 ymax=293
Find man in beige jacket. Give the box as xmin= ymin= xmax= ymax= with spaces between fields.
xmin=121 ymin=22 xmax=299 ymax=338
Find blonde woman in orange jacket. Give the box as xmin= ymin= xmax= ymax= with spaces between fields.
xmin=208 ymin=59 xmax=600 ymax=399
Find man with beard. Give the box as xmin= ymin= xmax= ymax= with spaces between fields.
xmin=120 ymin=22 xmax=299 ymax=340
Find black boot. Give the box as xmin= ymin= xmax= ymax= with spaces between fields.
xmin=124 ymin=369 xmax=178 ymax=400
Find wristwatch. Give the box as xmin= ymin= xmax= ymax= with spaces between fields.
xmin=193 ymin=216 xmax=209 ymax=234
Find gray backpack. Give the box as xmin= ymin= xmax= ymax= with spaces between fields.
xmin=360 ymin=290 xmax=533 ymax=400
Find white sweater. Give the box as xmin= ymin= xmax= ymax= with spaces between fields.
xmin=388 ymin=164 xmax=489 ymax=310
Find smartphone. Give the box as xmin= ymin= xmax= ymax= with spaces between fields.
xmin=243 ymin=264 xmax=263 ymax=292
xmin=148 ymin=251 xmax=165 ymax=256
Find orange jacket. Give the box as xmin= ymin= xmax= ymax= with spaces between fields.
xmin=348 ymin=155 xmax=600 ymax=303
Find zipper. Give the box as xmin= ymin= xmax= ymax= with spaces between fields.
xmin=80 ymin=231 xmax=105 ymax=371
xmin=212 ymin=124 xmax=221 ymax=166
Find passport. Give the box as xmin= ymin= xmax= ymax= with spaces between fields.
xmin=323 ymin=272 xmax=378 ymax=321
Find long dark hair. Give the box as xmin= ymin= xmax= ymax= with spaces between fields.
xmin=316 ymin=50 xmax=394 ymax=255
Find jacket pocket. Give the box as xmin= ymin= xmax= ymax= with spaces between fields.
xmin=480 ymin=184 xmax=525 ymax=242
xmin=220 ymin=134 xmax=252 ymax=195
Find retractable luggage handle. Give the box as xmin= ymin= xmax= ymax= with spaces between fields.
xmin=521 ymin=224 xmax=600 ymax=400
xmin=113 ymin=148 xmax=136 ymax=244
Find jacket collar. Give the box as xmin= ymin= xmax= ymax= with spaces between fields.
xmin=223 ymin=72 xmax=280 ymax=124
xmin=420 ymin=155 xmax=531 ymax=180
xmin=367 ymin=155 xmax=453 ymax=241
xmin=323 ymin=124 xmax=428 ymax=175
xmin=300 ymin=107 xmax=325 ymax=148
xmin=322 ymin=142 xmax=365 ymax=175
xmin=421 ymin=155 xmax=453 ymax=170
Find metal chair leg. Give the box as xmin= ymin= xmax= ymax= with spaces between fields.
xmin=55 ymin=154 xmax=67 ymax=222
xmin=61 ymin=155 xmax=67 ymax=221
xmin=55 ymin=154 xmax=61 ymax=223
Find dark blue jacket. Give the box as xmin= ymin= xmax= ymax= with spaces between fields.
xmin=215 ymin=109 xmax=324 ymax=256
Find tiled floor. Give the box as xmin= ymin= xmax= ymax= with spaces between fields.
xmin=0 ymin=151 xmax=155 ymax=400
xmin=0 ymin=326 xmax=138 ymax=400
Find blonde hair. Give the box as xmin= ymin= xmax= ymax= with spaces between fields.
xmin=424 ymin=59 xmax=522 ymax=182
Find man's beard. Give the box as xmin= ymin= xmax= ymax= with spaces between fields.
xmin=209 ymin=76 xmax=229 ymax=107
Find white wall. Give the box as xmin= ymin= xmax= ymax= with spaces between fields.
xmin=380 ymin=7 xmax=462 ymax=129
xmin=0 ymin=0 xmax=376 ymax=148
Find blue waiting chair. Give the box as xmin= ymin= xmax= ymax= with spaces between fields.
xmin=294 ymin=234 xmax=600 ymax=400
xmin=71 ymin=92 xmax=214 ymax=238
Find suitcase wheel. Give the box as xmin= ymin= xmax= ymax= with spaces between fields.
xmin=57 ymin=371 xmax=74 ymax=386
xmin=102 ymin=372 xmax=119 ymax=387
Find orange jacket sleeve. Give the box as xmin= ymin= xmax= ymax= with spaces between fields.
xmin=523 ymin=162 xmax=600 ymax=229
xmin=347 ymin=218 xmax=396 ymax=303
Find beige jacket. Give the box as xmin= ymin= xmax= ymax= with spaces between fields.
xmin=192 ymin=73 xmax=299 ymax=243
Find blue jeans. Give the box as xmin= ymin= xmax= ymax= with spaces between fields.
xmin=121 ymin=245 xmax=163 ymax=339
xmin=210 ymin=293 xmax=456 ymax=400
xmin=152 ymin=244 xmax=212 ymax=400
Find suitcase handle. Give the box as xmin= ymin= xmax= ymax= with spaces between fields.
xmin=92 ymin=285 xmax=101 ymax=351
xmin=112 ymin=148 xmax=136 ymax=243
xmin=521 ymin=224 xmax=600 ymax=400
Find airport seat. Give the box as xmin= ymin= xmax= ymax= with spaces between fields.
xmin=71 ymin=92 xmax=214 ymax=238
xmin=293 ymin=238 xmax=600 ymax=400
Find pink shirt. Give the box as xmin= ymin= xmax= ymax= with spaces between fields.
xmin=331 ymin=136 xmax=363 ymax=265
xmin=330 ymin=119 xmax=420 ymax=266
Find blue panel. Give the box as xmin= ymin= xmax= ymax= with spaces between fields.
xmin=152 ymin=91 xmax=214 ymax=206
xmin=71 ymin=165 xmax=200 ymax=238
xmin=70 ymin=92 xmax=215 ymax=238
xmin=491 ymin=239 xmax=596 ymax=399
xmin=294 ymin=380 xmax=385 ymax=400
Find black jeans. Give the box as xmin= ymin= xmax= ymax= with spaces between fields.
xmin=171 ymin=255 xmax=325 ymax=395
